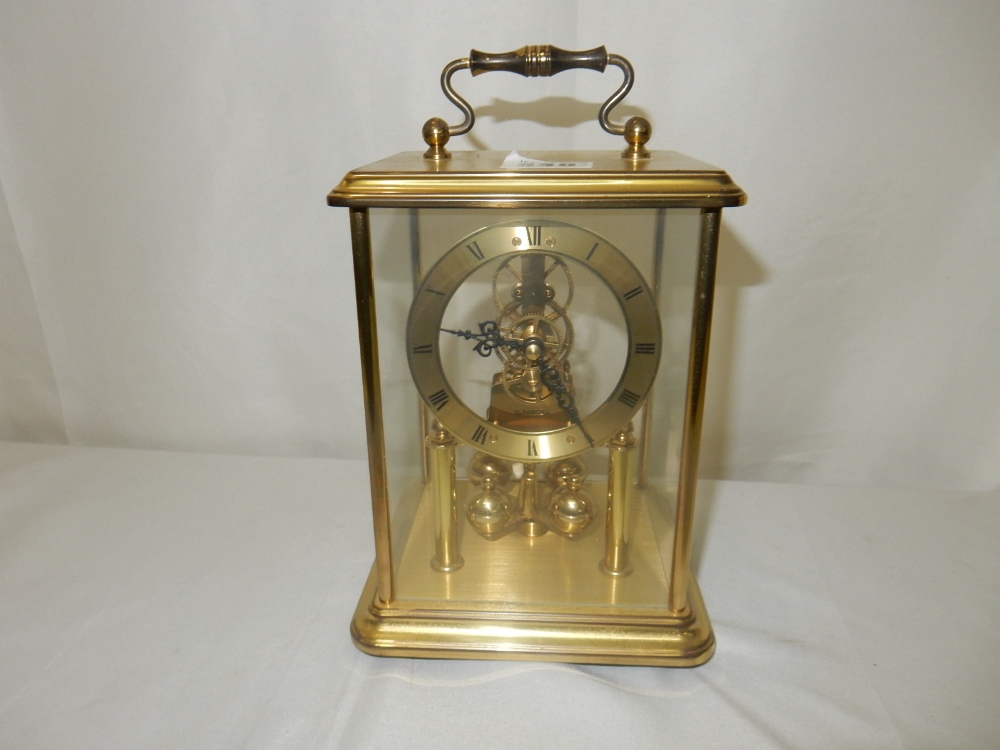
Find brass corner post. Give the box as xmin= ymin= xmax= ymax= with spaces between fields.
xmin=428 ymin=420 xmax=463 ymax=572
xmin=668 ymin=208 xmax=721 ymax=613
xmin=601 ymin=422 xmax=636 ymax=576
xmin=349 ymin=208 xmax=395 ymax=603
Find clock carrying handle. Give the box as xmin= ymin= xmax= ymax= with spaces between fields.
xmin=421 ymin=45 xmax=651 ymax=160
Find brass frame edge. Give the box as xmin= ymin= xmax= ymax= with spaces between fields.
xmin=349 ymin=209 xmax=395 ymax=603
xmin=349 ymin=566 xmax=716 ymax=667
xmin=328 ymin=160 xmax=746 ymax=208
xmin=329 ymin=185 xmax=746 ymax=209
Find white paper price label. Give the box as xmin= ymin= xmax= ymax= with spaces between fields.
xmin=501 ymin=151 xmax=594 ymax=170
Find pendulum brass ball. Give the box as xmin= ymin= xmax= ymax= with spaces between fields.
xmin=466 ymin=476 xmax=513 ymax=538
xmin=546 ymin=456 xmax=587 ymax=488
xmin=549 ymin=476 xmax=594 ymax=536
xmin=469 ymin=453 xmax=513 ymax=488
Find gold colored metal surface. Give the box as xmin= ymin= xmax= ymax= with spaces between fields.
xmin=342 ymin=203 xmax=734 ymax=665
xmin=668 ymin=208 xmax=721 ymax=614
xmin=328 ymin=150 xmax=747 ymax=209
xmin=601 ymin=423 xmax=636 ymax=576
xmin=349 ymin=208 xmax=394 ymax=603
xmin=466 ymin=464 xmax=514 ymax=538
xmin=421 ymin=116 xmax=451 ymax=161
xmin=546 ymin=458 xmax=594 ymax=535
xmin=486 ymin=374 xmax=570 ymax=432
xmin=352 ymin=573 xmax=715 ymax=666
xmin=394 ymin=479 xmax=674 ymax=610
xmin=351 ymin=515 xmax=716 ymax=665
xmin=621 ymin=116 xmax=652 ymax=160
xmin=335 ymin=136 xmax=743 ymax=665
xmin=516 ymin=463 xmax=547 ymax=537
xmin=330 ymin=30 xmax=751 ymax=668
xmin=465 ymin=452 xmax=596 ymax=541
xmin=406 ymin=220 xmax=660 ymax=462
xmin=427 ymin=421 xmax=463 ymax=572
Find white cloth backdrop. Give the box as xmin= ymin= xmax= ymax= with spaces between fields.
xmin=0 ymin=1 xmax=998 ymax=490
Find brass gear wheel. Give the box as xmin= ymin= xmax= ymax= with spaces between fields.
xmin=492 ymin=253 xmax=574 ymax=315
xmin=496 ymin=311 xmax=574 ymax=403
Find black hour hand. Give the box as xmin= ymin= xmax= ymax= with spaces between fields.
xmin=440 ymin=320 xmax=519 ymax=357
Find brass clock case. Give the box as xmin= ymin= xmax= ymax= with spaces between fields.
xmin=328 ymin=46 xmax=745 ymax=667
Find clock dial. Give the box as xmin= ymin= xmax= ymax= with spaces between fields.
xmin=407 ymin=220 xmax=661 ymax=463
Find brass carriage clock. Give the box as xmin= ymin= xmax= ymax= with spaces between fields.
xmin=328 ymin=46 xmax=745 ymax=665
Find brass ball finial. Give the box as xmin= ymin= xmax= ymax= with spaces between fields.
xmin=621 ymin=116 xmax=651 ymax=160
xmin=422 ymin=117 xmax=451 ymax=160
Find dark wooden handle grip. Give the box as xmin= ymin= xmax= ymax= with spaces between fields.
xmin=468 ymin=45 xmax=608 ymax=77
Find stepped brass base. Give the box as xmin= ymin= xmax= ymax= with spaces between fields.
xmin=350 ymin=566 xmax=715 ymax=667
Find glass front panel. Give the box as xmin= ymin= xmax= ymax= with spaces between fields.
xmin=368 ymin=207 xmax=701 ymax=612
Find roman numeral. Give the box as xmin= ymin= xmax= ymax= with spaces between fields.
xmin=425 ymin=288 xmax=445 ymax=297
xmin=412 ymin=344 xmax=433 ymax=355
xmin=526 ymin=439 xmax=538 ymax=457
xmin=618 ymin=389 xmax=640 ymax=409
xmin=586 ymin=242 xmax=599 ymax=260
xmin=524 ymin=226 xmax=542 ymax=246
xmin=471 ymin=425 xmax=488 ymax=444
xmin=428 ymin=389 xmax=449 ymax=410
xmin=634 ymin=342 xmax=656 ymax=355
xmin=623 ymin=286 xmax=643 ymax=301
xmin=466 ymin=241 xmax=484 ymax=260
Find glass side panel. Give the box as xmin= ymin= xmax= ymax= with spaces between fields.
xmin=367 ymin=207 xmax=701 ymax=612
xmin=369 ymin=209 xmax=424 ymax=576
xmin=644 ymin=208 xmax=701 ymax=580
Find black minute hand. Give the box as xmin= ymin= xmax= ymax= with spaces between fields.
xmin=534 ymin=352 xmax=594 ymax=448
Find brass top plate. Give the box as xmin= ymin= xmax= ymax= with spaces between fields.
xmin=327 ymin=150 xmax=747 ymax=208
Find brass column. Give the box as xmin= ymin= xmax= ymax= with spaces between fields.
xmin=428 ymin=420 xmax=463 ymax=572
xmin=350 ymin=207 xmax=394 ymax=603
xmin=601 ymin=422 xmax=635 ymax=576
